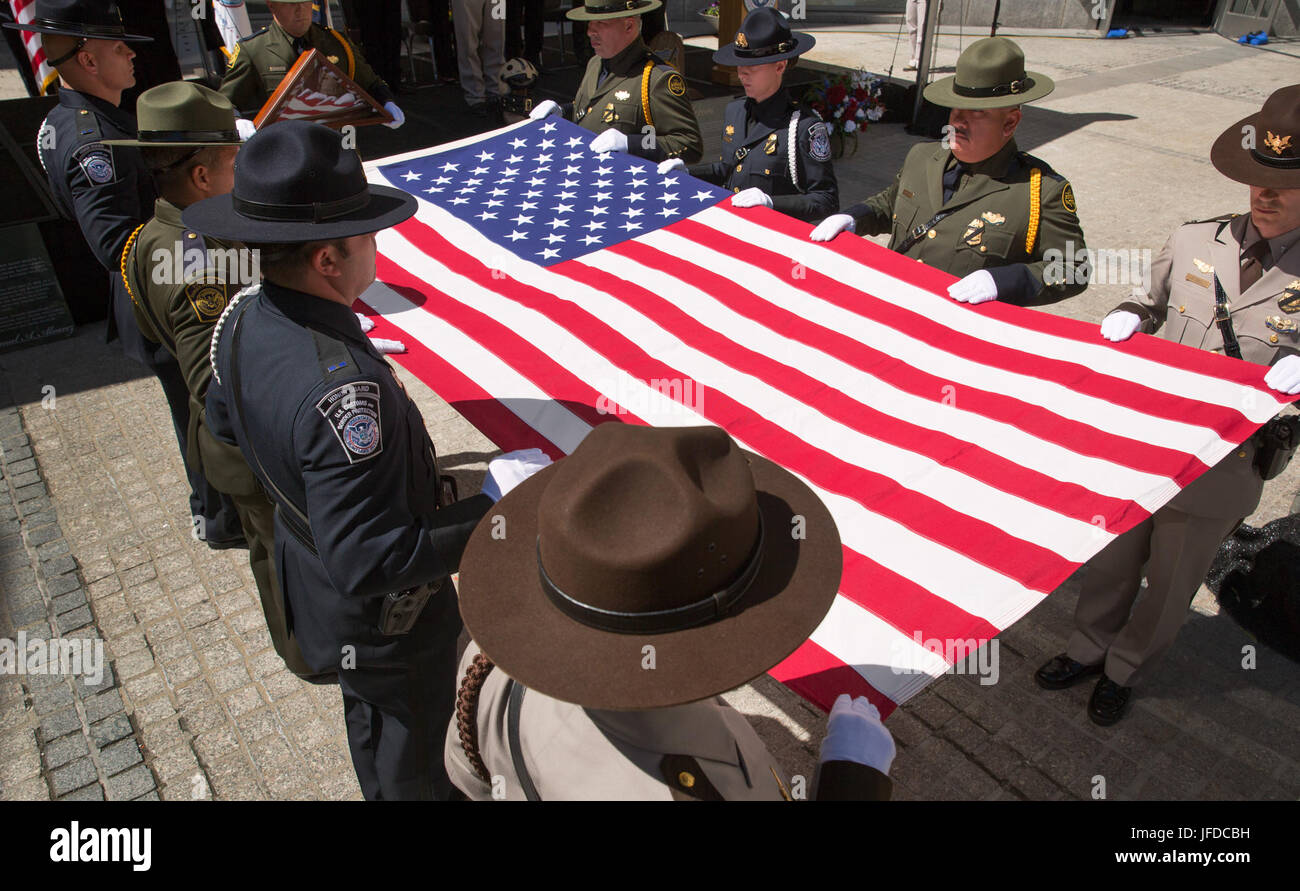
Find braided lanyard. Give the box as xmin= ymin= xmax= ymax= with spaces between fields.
xmin=209 ymin=283 xmax=261 ymax=386
xmin=787 ymin=109 xmax=801 ymax=191
xmin=640 ymin=60 xmax=655 ymax=129
xmin=1025 ymin=167 xmax=1042 ymax=254
xmin=119 ymin=224 xmax=147 ymax=308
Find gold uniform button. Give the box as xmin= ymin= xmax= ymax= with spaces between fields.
xmin=186 ymin=232 xmax=197 ymax=239
xmin=1178 ymin=305 xmax=1185 ymax=313
xmin=678 ymin=771 xmax=695 ymax=788
xmin=1271 ymin=334 xmax=1279 ymax=343
xmin=927 ymin=230 xmax=937 ymax=239
xmin=735 ymin=164 xmax=743 ymax=173
xmin=1238 ymin=450 xmax=1247 ymax=458
xmin=979 ymin=246 xmax=987 ymax=252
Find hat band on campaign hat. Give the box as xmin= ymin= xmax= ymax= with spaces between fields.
xmin=733 ymin=39 xmax=796 ymax=59
xmin=29 ymin=17 xmax=131 ymax=37
xmin=953 ymin=75 xmax=1036 ymax=98
xmin=232 ymin=190 xmax=371 ymax=223
xmin=582 ymin=0 xmax=654 ymax=12
xmin=535 ymin=513 xmax=766 ymax=635
xmin=136 ymin=128 xmax=240 ymax=143
xmin=1249 ymin=148 xmax=1300 ymax=169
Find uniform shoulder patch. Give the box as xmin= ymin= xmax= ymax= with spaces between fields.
xmin=76 ymin=145 xmax=115 ymax=184
xmin=807 ymin=121 xmax=831 ymax=162
xmin=184 ymin=267 xmax=230 ymax=324
xmin=316 ymin=381 xmax=382 ymax=463
xmin=1060 ymin=183 xmax=1076 ymax=214
xmin=666 ymin=72 xmax=687 ymax=97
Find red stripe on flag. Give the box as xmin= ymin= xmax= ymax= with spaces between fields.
xmin=771 ymin=639 xmax=894 ymax=717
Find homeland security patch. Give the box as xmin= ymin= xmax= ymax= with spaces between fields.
xmin=808 ymin=122 xmax=831 ymax=162
xmin=667 ymin=72 xmax=687 ymax=96
xmin=184 ymin=269 xmax=229 ymax=323
xmin=1061 ymin=183 xmax=1077 ymax=214
xmin=76 ymin=146 xmax=115 ymax=184
xmin=317 ymin=381 xmax=382 ymax=463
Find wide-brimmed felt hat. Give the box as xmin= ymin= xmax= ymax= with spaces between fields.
xmin=566 ymin=0 xmax=661 ymax=22
xmin=923 ymin=37 xmax=1053 ymax=109
xmin=182 ymin=120 xmax=416 ymax=243
xmin=457 ymin=423 xmax=843 ymax=711
xmin=3 ymin=0 xmax=151 ymax=43
xmin=103 ymin=82 xmax=241 ymax=149
xmin=713 ymin=7 xmax=814 ymax=67
xmin=1211 ymin=84 xmax=1300 ymax=190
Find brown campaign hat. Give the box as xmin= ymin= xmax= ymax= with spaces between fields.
xmin=1210 ymin=84 xmax=1300 ymax=190
xmin=456 ymin=423 xmax=843 ymax=710
xmin=923 ymin=36 xmax=1053 ymax=109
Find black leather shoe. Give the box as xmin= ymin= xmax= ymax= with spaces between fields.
xmin=1034 ymin=653 xmax=1103 ymax=690
xmin=1088 ymin=675 xmax=1133 ymax=726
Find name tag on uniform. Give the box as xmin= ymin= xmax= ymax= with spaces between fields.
xmin=1184 ymin=272 xmax=1210 ymax=288
xmin=901 ymin=189 xmax=914 ymax=199
xmin=268 ymin=65 xmax=286 ymax=72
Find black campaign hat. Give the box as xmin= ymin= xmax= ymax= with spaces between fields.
xmin=713 ymin=7 xmax=813 ymax=68
xmin=3 ymin=0 xmax=152 ymax=42
xmin=182 ymin=120 xmax=417 ymax=243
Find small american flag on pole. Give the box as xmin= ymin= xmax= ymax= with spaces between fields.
xmin=8 ymin=0 xmax=56 ymax=95
xmin=362 ymin=119 xmax=1293 ymax=717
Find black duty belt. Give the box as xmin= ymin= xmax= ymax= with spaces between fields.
xmin=1212 ymin=273 xmax=1244 ymax=361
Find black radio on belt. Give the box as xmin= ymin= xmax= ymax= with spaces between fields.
xmin=378 ymin=583 xmax=435 ymax=635
xmin=1252 ymin=415 xmax=1300 ymax=481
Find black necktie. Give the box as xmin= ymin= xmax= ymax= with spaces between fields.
xmin=942 ymin=162 xmax=967 ymax=205
xmin=1240 ymin=239 xmax=1270 ymax=292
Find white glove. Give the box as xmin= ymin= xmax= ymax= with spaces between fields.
xmin=480 ymin=448 xmax=552 ymax=503
xmin=810 ymin=213 xmax=855 ymax=242
xmin=588 ymin=128 xmax=628 ymax=154
xmin=383 ymin=101 xmax=405 ymax=129
xmin=731 ymin=187 xmax=773 ymax=209
xmin=369 ymin=337 xmax=406 ymax=354
xmin=235 ymin=118 xmax=256 ymax=141
xmin=529 ymin=99 xmax=561 ymax=121
xmin=657 ymin=158 xmax=686 ymax=175
xmin=947 ymin=269 xmax=999 ymax=305
xmin=1100 ymin=310 xmax=1143 ymax=343
xmin=1265 ymin=355 xmax=1300 ymax=395
xmin=356 ymin=313 xmax=376 ymax=333
xmin=819 ymin=694 xmax=896 ymax=775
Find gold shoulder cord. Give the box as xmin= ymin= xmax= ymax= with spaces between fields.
xmin=640 ymin=60 xmax=655 ymax=129
xmin=1025 ymin=167 xmax=1042 ymax=254
xmin=119 ymin=223 xmax=146 ymax=308
xmin=328 ymin=27 xmax=356 ymax=77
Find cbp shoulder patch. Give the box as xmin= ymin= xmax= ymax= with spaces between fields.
xmin=1061 ymin=183 xmax=1077 ymax=214
xmin=666 ymin=72 xmax=686 ymax=97
xmin=808 ymin=121 xmax=831 ymax=162
xmin=77 ymin=146 xmax=114 ymax=184
xmin=184 ymin=269 xmax=229 ymax=323
xmin=316 ymin=381 xmax=382 ymax=463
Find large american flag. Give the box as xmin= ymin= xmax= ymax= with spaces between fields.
xmin=7 ymin=0 xmax=56 ymax=96
xmin=361 ymin=119 xmax=1293 ymax=717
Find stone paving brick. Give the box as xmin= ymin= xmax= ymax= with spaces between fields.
xmin=51 ymin=588 xmax=87 ymax=615
xmin=106 ymin=764 xmax=154 ymax=800
xmin=90 ymin=713 xmax=134 ymax=749
xmin=81 ymin=689 xmax=125 ymax=724
xmin=42 ymin=730 xmax=88 ymax=770
xmin=211 ymin=663 xmax=252 ymax=695
xmin=274 ymin=690 xmax=318 ymax=727
xmin=135 ymin=697 xmax=178 ymax=723
xmin=98 ymin=737 xmax=145 ymax=776
xmin=55 ymin=604 xmax=92 ymax=633
xmin=38 ymin=707 xmax=81 ymax=741
xmin=60 ymin=784 xmax=105 ymax=802
xmin=50 ymin=756 xmax=97 ymax=796
xmin=32 ymin=683 xmax=73 ymax=716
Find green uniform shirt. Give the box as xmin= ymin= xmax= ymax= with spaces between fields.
xmin=845 ymin=139 xmax=1087 ymax=305
xmin=568 ymin=38 xmax=702 ymax=165
xmin=219 ymin=20 xmax=392 ymax=117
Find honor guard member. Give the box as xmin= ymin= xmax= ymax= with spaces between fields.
xmin=811 ymin=37 xmax=1087 ymax=308
xmin=659 ymin=8 xmax=836 ymax=224
xmin=189 ymin=121 xmax=545 ymax=798
xmin=109 ymin=82 xmax=322 ymax=680
xmin=447 ymin=424 xmax=897 ymax=800
xmin=219 ymin=0 xmax=405 ymax=128
xmin=527 ymin=0 xmax=702 ymax=164
xmin=13 ymin=0 xmax=245 ymax=547
xmin=1036 ymin=85 xmax=1300 ymax=725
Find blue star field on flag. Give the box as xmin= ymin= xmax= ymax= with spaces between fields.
xmin=377 ymin=119 xmax=731 ymax=267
